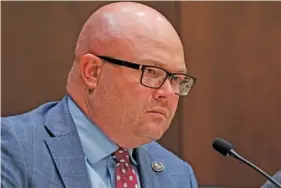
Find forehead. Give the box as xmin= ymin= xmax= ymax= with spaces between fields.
xmin=136 ymin=48 xmax=187 ymax=74
xmin=144 ymin=59 xmax=187 ymax=74
xmin=132 ymin=32 xmax=186 ymax=73
xmin=108 ymin=17 xmax=187 ymax=73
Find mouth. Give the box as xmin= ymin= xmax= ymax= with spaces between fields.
xmin=146 ymin=109 xmax=168 ymax=118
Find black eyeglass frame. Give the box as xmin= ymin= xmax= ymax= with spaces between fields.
xmin=96 ymin=55 xmax=197 ymax=96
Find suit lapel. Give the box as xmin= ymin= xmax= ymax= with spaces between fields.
xmin=44 ymin=96 xmax=91 ymax=188
xmin=136 ymin=146 xmax=156 ymax=188
xmin=136 ymin=145 xmax=175 ymax=188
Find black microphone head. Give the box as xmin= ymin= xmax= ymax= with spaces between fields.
xmin=212 ymin=137 xmax=233 ymax=156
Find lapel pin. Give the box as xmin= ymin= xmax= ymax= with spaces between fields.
xmin=152 ymin=161 xmax=164 ymax=172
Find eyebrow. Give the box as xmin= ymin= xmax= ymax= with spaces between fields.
xmin=147 ymin=61 xmax=187 ymax=74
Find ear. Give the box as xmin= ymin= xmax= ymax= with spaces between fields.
xmin=80 ymin=54 xmax=103 ymax=90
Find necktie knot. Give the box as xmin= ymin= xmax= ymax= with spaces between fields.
xmin=112 ymin=147 xmax=130 ymax=164
xmin=112 ymin=147 xmax=139 ymax=188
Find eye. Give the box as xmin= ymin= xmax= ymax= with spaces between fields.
xmin=143 ymin=67 xmax=165 ymax=78
xmin=144 ymin=68 xmax=157 ymax=75
xmin=171 ymin=76 xmax=182 ymax=83
xmin=180 ymin=79 xmax=193 ymax=88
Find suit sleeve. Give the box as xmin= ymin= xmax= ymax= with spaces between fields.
xmin=1 ymin=121 xmax=27 ymax=188
xmin=184 ymin=163 xmax=198 ymax=188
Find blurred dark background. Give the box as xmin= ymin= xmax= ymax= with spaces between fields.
xmin=2 ymin=1 xmax=281 ymax=187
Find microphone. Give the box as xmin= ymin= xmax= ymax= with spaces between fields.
xmin=212 ymin=137 xmax=281 ymax=188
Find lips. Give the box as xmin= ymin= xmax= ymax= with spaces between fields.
xmin=146 ymin=109 xmax=168 ymax=118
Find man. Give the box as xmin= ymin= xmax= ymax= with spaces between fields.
xmin=1 ymin=2 xmax=198 ymax=188
xmin=262 ymin=170 xmax=281 ymax=188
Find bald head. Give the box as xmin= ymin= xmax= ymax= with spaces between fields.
xmin=67 ymin=2 xmax=188 ymax=148
xmin=74 ymin=2 xmax=184 ymax=63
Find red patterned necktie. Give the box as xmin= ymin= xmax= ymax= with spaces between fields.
xmin=112 ymin=147 xmax=139 ymax=188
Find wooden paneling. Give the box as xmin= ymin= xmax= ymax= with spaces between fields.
xmin=180 ymin=2 xmax=281 ymax=187
xmin=1 ymin=1 xmax=107 ymax=116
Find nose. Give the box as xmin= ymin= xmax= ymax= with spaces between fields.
xmin=153 ymin=78 xmax=175 ymax=99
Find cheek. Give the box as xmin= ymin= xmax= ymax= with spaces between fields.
xmin=168 ymin=97 xmax=180 ymax=117
xmin=121 ymin=75 xmax=151 ymax=104
xmin=112 ymin=78 xmax=148 ymax=114
xmin=125 ymin=88 xmax=150 ymax=114
xmin=171 ymin=97 xmax=179 ymax=109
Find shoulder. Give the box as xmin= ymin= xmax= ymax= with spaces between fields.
xmin=1 ymin=100 xmax=60 ymax=151
xmin=1 ymin=101 xmax=58 ymax=136
xmin=262 ymin=170 xmax=281 ymax=188
xmin=272 ymin=170 xmax=281 ymax=180
xmin=1 ymin=100 xmax=60 ymax=187
xmin=144 ymin=141 xmax=198 ymax=187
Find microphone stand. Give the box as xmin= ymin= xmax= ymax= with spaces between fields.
xmin=229 ymin=150 xmax=281 ymax=188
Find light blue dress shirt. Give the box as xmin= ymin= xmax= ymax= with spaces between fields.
xmin=67 ymin=97 xmax=141 ymax=188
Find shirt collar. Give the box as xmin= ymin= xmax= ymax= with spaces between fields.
xmin=67 ymin=96 xmax=137 ymax=165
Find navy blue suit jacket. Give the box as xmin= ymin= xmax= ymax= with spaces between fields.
xmin=1 ymin=96 xmax=198 ymax=188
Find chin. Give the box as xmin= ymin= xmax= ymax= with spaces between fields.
xmin=141 ymin=123 xmax=167 ymax=141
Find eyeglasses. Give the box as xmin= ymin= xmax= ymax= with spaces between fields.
xmin=96 ymin=55 xmax=197 ymax=96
